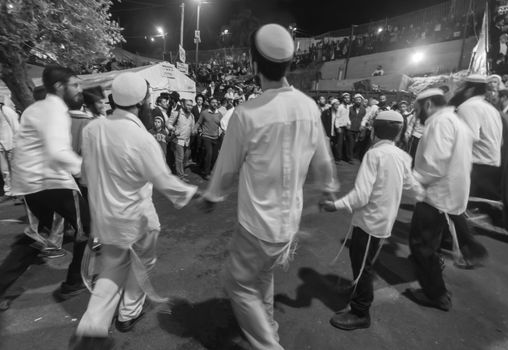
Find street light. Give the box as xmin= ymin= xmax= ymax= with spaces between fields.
xmin=377 ymin=27 xmax=383 ymax=34
xmin=411 ymin=51 xmax=425 ymax=64
xmin=155 ymin=26 xmax=167 ymax=61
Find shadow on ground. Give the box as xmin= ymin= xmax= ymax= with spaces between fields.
xmin=274 ymin=268 xmax=349 ymax=312
xmin=157 ymin=297 xmax=249 ymax=350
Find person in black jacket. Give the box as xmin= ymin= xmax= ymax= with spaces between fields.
xmin=321 ymin=98 xmax=342 ymax=162
xmin=345 ymin=94 xmax=367 ymax=162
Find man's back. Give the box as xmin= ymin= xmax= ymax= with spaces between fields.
xmin=457 ymin=95 xmax=502 ymax=166
xmin=414 ymin=107 xmax=473 ymax=215
xmin=209 ymin=86 xmax=338 ymax=243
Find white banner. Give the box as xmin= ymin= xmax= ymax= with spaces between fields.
xmin=179 ymin=45 xmax=186 ymax=63
xmin=176 ymin=62 xmax=188 ymax=75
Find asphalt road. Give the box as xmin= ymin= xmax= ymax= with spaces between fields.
xmin=0 ymin=163 xmax=507 ymax=350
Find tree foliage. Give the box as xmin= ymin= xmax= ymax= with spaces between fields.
xmin=228 ymin=9 xmax=260 ymax=48
xmin=0 ymin=0 xmax=123 ymax=109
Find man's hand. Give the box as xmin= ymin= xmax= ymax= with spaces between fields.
xmin=319 ymin=200 xmax=337 ymax=212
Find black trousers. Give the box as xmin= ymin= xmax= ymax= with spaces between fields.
xmin=470 ymin=163 xmax=502 ymax=201
xmin=202 ymin=137 xmax=219 ymax=176
xmin=409 ymin=202 xmax=454 ymax=301
xmin=349 ymin=226 xmax=381 ymax=317
xmin=345 ymin=130 xmax=360 ymax=161
xmin=25 ymin=189 xmax=89 ymax=287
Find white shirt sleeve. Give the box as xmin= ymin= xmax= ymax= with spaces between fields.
xmin=137 ymin=135 xmax=197 ymax=208
xmin=204 ymin=111 xmax=246 ymax=202
xmin=334 ymin=150 xmax=377 ymax=212
xmin=413 ymin=118 xmax=454 ymax=185
xmin=41 ymin=105 xmax=82 ymax=176
xmin=4 ymin=106 xmax=19 ymax=135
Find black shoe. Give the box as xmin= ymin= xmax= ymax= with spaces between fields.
xmin=115 ymin=312 xmax=145 ymax=333
xmin=69 ymin=334 xmax=114 ymax=350
xmin=330 ymin=310 xmax=370 ymax=330
xmin=404 ymin=288 xmax=451 ymax=311
xmin=54 ymin=282 xmax=88 ymax=301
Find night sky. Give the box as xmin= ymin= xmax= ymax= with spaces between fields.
xmin=111 ymin=0 xmax=447 ymax=56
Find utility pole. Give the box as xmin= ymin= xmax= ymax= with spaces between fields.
xmin=344 ymin=25 xmax=356 ymax=79
xmin=180 ymin=1 xmax=184 ymax=48
xmin=195 ymin=0 xmax=201 ymax=67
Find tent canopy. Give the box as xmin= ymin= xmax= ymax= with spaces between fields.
xmin=32 ymin=62 xmax=196 ymax=102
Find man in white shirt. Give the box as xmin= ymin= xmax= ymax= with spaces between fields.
xmin=406 ymin=89 xmax=483 ymax=311
xmin=73 ymin=72 xmax=197 ymax=347
xmin=11 ymin=65 xmax=90 ymax=301
xmin=200 ymin=24 xmax=339 ymax=350
xmin=321 ymin=110 xmax=423 ymax=330
xmin=0 ymin=102 xmax=19 ymax=201
xmin=456 ymin=75 xmax=503 ymax=201
xmin=167 ymin=99 xmax=195 ymax=180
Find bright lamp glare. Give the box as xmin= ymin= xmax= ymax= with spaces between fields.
xmin=156 ymin=26 xmax=163 ymax=35
xmin=377 ymin=27 xmax=383 ymax=34
xmin=411 ymin=51 xmax=425 ymax=64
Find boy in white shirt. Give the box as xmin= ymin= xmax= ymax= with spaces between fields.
xmin=321 ymin=110 xmax=424 ymax=330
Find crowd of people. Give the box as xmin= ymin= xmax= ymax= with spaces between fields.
xmin=293 ymin=11 xmax=483 ymax=68
xmin=0 ymin=21 xmax=506 ymax=350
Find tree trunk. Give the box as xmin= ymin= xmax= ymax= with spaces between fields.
xmin=0 ymin=50 xmax=34 ymax=111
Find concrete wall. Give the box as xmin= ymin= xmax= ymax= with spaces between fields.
xmin=320 ymin=38 xmax=477 ymax=80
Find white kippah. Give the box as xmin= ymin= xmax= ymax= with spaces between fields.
xmin=415 ymin=88 xmax=444 ymax=101
xmin=464 ymin=74 xmax=487 ymax=84
xmin=354 ymin=93 xmax=364 ymax=99
xmin=330 ymin=98 xmax=339 ymax=104
xmin=112 ymin=72 xmax=147 ymax=107
xmin=376 ymin=110 xmax=403 ymax=123
xmin=255 ymin=24 xmax=294 ymax=63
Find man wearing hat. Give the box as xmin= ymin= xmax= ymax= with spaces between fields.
xmin=74 ymin=72 xmax=197 ymax=346
xmin=345 ymin=93 xmax=367 ymax=163
xmin=321 ymin=98 xmax=342 ymax=162
xmin=200 ymin=24 xmax=339 ymax=350
xmin=454 ymin=75 xmax=503 ymax=202
xmin=321 ymin=110 xmax=424 ymax=330
xmin=405 ymin=89 xmax=484 ymax=310
xmin=11 ymin=65 xmax=90 ymax=300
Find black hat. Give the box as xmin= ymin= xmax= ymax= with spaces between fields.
xmin=170 ymin=91 xmax=180 ymax=101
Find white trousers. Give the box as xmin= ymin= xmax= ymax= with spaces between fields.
xmin=76 ymin=230 xmax=158 ymax=337
xmin=0 ymin=149 xmax=12 ymax=196
xmin=224 ymin=225 xmax=288 ymax=350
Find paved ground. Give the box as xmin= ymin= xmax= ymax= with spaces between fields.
xmin=0 ymin=163 xmax=507 ymax=350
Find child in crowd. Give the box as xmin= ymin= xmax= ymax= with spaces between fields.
xmin=149 ymin=116 xmax=170 ymax=157
xmin=320 ymin=110 xmax=424 ymax=331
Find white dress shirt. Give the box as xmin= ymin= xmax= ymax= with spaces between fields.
xmin=334 ymin=140 xmax=423 ymax=238
xmin=204 ymin=86 xmax=339 ymax=243
xmin=414 ymin=107 xmax=474 ymax=215
xmin=81 ymin=109 xmax=197 ymax=248
xmin=0 ymin=105 xmax=19 ymax=151
xmin=457 ymin=95 xmax=502 ymax=166
xmin=220 ymin=107 xmax=235 ymax=131
xmin=335 ymin=104 xmax=351 ymax=128
xmin=11 ymin=94 xmax=81 ymax=195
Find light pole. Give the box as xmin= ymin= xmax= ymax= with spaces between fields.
xmin=180 ymin=1 xmax=184 ymax=48
xmin=157 ymin=26 xmax=166 ymax=61
xmin=195 ymin=0 xmax=202 ymax=67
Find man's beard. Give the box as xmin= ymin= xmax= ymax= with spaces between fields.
xmin=417 ymin=108 xmax=428 ymax=124
xmin=64 ymin=90 xmax=84 ymax=110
